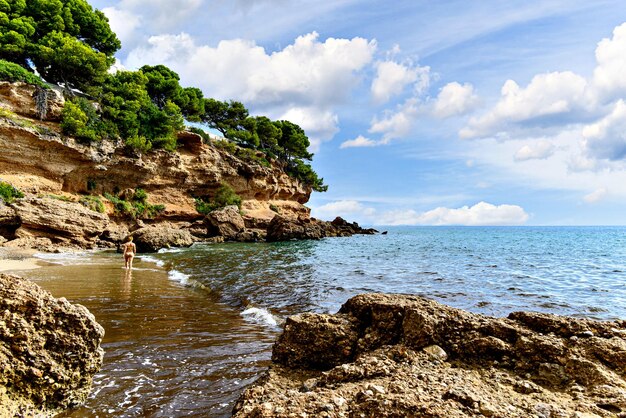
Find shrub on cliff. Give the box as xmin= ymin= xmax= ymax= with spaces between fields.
xmin=0 ymin=59 xmax=46 ymax=87
xmin=60 ymin=98 xmax=113 ymax=142
xmin=195 ymin=184 xmax=242 ymax=214
xmin=105 ymin=189 xmax=164 ymax=219
xmin=0 ymin=181 xmax=24 ymax=204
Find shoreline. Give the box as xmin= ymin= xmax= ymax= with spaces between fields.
xmin=0 ymin=247 xmax=44 ymax=272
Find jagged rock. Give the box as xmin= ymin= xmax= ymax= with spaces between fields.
xmin=205 ymin=205 xmax=245 ymax=240
xmin=0 ymin=274 xmax=104 ymax=417
xmin=0 ymin=203 xmax=20 ymax=239
xmin=11 ymin=196 xmax=109 ymax=248
xmin=233 ymin=293 xmax=626 ymax=417
xmin=266 ymin=215 xmax=326 ymax=241
xmin=0 ymin=82 xmax=65 ymax=121
xmin=177 ymin=130 xmax=203 ymax=154
xmin=132 ymin=225 xmax=194 ymax=252
xmin=328 ymin=216 xmax=378 ymax=236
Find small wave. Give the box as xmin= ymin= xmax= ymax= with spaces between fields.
xmin=168 ymin=270 xmax=190 ymax=285
xmin=140 ymin=255 xmax=164 ymax=268
xmin=157 ymin=248 xmax=184 ymax=254
xmin=34 ymin=251 xmax=90 ymax=265
xmin=241 ymin=307 xmax=278 ymax=327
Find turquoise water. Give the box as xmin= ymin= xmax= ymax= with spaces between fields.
xmin=21 ymin=226 xmax=626 ymax=416
xmin=163 ymin=226 xmax=626 ymax=320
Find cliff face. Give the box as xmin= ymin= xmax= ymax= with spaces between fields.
xmin=0 ymin=82 xmax=315 ymax=249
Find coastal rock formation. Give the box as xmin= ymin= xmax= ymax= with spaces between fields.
xmin=11 ymin=196 xmax=109 ymax=248
xmin=266 ymin=216 xmax=378 ymax=242
xmin=233 ymin=293 xmax=626 ymax=417
xmin=0 ymin=82 xmax=376 ymax=250
xmin=132 ymin=225 xmax=195 ymax=253
xmin=206 ymin=205 xmax=246 ymax=240
xmin=0 ymin=274 xmax=104 ymax=417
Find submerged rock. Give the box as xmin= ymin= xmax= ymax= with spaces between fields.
xmin=0 ymin=274 xmax=104 ymax=417
xmin=233 ymin=293 xmax=626 ymax=417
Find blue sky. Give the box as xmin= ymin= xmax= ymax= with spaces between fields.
xmin=92 ymin=0 xmax=626 ymax=225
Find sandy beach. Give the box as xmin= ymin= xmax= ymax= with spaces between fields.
xmin=0 ymin=247 xmax=44 ymax=272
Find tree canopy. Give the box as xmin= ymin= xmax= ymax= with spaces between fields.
xmin=0 ymin=0 xmax=120 ymax=91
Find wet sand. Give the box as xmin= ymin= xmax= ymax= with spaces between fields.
xmin=12 ymin=251 xmax=277 ymax=417
xmin=0 ymin=247 xmax=44 ymax=272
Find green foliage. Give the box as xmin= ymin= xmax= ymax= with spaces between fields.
xmin=202 ymin=99 xmax=249 ymax=138
xmin=0 ymin=59 xmax=45 ymax=86
xmin=60 ymin=97 xmax=110 ymax=141
xmin=213 ymin=139 xmax=237 ymax=154
xmin=276 ymin=120 xmax=313 ymax=161
xmin=0 ymin=181 xmax=24 ymax=203
xmin=188 ymin=126 xmax=210 ymax=143
xmin=195 ymin=183 xmax=242 ymax=214
xmin=79 ymin=195 xmax=105 ymax=213
xmin=287 ymin=159 xmax=328 ymax=192
xmin=104 ymin=189 xmax=164 ymax=219
xmin=269 ymin=204 xmax=280 ymax=213
xmin=0 ymin=0 xmax=120 ymax=91
xmin=100 ymin=70 xmax=183 ymax=151
xmin=235 ymin=147 xmax=270 ymax=167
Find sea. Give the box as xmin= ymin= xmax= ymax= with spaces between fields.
xmin=15 ymin=226 xmax=626 ymax=417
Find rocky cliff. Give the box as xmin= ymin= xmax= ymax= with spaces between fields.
xmin=0 ymin=273 xmax=104 ymax=417
xmin=233 ymin=293 xmax=626 ymax=417
xmin=0 ymin=82 xmax=374 ymax=250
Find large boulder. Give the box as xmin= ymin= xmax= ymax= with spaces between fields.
xmin=205 ymin=205 xmax=245 ymax=240
xmin=0 ymin=274 xmax=104 ymax=417
xmin=266 ymin=215 xmax=326 ymax=242
xmin=132 ymin=225 xmax=194 ymax=252
xmin=234 ymin=293 xmax=626 ymax=417
xmin=11 ymin=196 xmax=110 ymax=248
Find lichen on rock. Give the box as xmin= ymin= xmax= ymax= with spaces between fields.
xmin=0 ymin=274 xmax=104 ymax=417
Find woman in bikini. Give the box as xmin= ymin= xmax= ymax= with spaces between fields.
xmin=123 ymin=236 xmax=137 ymax=269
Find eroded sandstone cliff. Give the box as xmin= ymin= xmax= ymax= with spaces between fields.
xmin=233 ymin=293 xmax=626 ymax=417
xmin=0 ymin=81 xmax=354 ymax=250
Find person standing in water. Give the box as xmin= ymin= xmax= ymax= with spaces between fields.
xmin=122 ymin=236 xmax=137 ymax=269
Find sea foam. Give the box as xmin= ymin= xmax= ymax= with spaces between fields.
xmin=241 ymin=307 xmax=278 ymax=327
xmin=168 ymin=270 xmax=190 ymax=285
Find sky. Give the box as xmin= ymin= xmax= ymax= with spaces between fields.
xmin=91 ymin=0 xmax=626 ymax=226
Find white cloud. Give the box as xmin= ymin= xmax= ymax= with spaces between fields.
xmin=124 ymin=31 xmax=376 ymax=150
xmin=102 ymin=7 xmax=141 ymax=46
xmin=583 ymin=187 xmax=608 ymax=204
xmin=371 ymin=61 xmax=420 ymax=103
xmin=340 ymin=135 xmax=380 ymax=149
xmin=368 ymin=98 xmax=420 ymax=142
xmin=313 ymin=200 xmax=529 ymax=226
xmin=514 ymin=140 xmax=555 ymax=161
xmin=582 ymin=100 xmax=626 ymax=161
xmin=432 ymin=82 xmax=479 ymax=118
xmin=461 ymin=71 xmax=589 ymax=139
xmin=592 ymin=22 xmax=626 ymax=102
xmin=398 ymin=201 xmax=529 ymax=226
xmin=312 ymin=200 xmax=376 ymax=219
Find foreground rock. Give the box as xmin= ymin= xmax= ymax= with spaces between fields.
xmin=0 ymin=274 xmax=104 ymax=417
xmin=233 ymin=293 xmax=626 ymax=417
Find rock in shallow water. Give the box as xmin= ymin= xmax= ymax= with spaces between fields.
xmin=233 ymin=293 xmax=626 ymax=417
xmin=0 ymin=274 xmax=104 ymax=417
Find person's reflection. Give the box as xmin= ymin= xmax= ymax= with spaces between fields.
xmin=121 ymin=268 xmax=132 ymax=300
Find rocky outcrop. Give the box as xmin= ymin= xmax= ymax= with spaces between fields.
xmin=0 ymin=82 xmax=376 ymax=250
xmin=0 ymin=81 xmax=65 ymax=121
xmin=131 ymin=225 xmax=195 ymax=253
xmin=234 ymin=293 xmax=626 ymax=417
xmin=266 ymin=216 xmax=378 ymax=242
xmin=10 ymin=196 xmax=109 ymax=248
xmin=206 ymin=205 xmax=245 ymax=240
xmin=0 ymin=274 xmax=104 ymax=417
